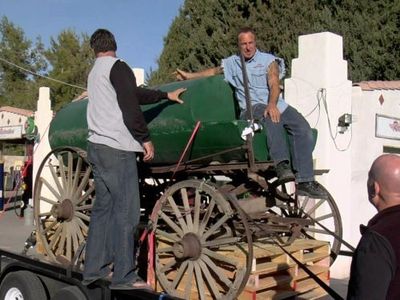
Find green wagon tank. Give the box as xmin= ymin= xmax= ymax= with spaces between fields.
xmin=49 ymin=75 xmax=310 ymax=165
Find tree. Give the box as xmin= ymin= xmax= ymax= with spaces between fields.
xmin=43 ymin=29 xmax=93 ymax=110
xmin=329 ymin=0 xmax=400 ymax=81
xmin=0 ymin=16 xmax=47 ymax=109
xmin=149 ymin=0 xmax=400 ymax=84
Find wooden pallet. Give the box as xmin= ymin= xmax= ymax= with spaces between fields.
xmin=239 ymin=238 xmax=330 ymax=300
xmin=152 ymin=238 xmax=330 ymax=300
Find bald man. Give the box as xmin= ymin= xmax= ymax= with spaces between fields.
xmin=347 ymin=154 xmax=400 ymax=299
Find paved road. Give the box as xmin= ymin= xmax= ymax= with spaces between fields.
xmin=0 ymin=207 xmax=34 ymax=253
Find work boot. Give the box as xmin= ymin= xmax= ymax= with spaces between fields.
xmin=297 ymin=181 xmax=328 ymax=199
xmin=275 ymin=161 xmax=295 ymax=181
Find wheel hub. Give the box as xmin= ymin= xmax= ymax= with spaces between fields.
xmin=5 ymin=287 xmax=23 ymax=300
xmin=173 ymin=233 xmax=202 ymax=260
xmin=51 ymin=199 xmax=74 ymax=221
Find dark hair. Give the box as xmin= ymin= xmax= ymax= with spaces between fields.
xmin=237 ymin=27 xmax=256 ymax=37
xmin=90 ymin=29 xmax=117 ymax=54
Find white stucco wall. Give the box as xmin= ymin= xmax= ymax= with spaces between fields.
xmin=350 ymin=88 xmax=400 ymax=239
xmin=285 ymin=31 xmax=400 ymax=278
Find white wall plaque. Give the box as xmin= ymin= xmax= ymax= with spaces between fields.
xmin=376 ymin=114 xmax=400 ymax=140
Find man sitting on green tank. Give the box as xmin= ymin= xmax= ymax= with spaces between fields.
xmin=176 ymin=26 xmax=327 ymax=199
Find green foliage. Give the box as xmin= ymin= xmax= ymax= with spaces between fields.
xmin=0 ymin=18 xmax=93 ymax=112
xmin=0 ymin=16 xmax=47 ymax=109
xmin=149 ymin=0 xmax=400 ymax=84
xmin=43 ymin=29 xmax=93 ymax=110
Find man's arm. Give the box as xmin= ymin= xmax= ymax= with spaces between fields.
xmin=176 ymin=67 xmax=223 ymax=81
xmin=264 ymin=61 xmax=281 ymax=123
xmin=110 ymin=60 xmax=184 ymax=144
xmin=347 ymin=231 xmax=395 ymax=300
xmin=110 ymin=60 xmax=152 ymax=144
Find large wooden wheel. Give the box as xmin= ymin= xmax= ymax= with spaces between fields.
xmin=151 ymin=179 xmax=253 ymax=300
xmin=268 ymin=180 xmax=343 ymax=264
xmin=34 ymin=147 xmax=94 ymax=263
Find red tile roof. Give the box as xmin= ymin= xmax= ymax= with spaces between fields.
xmin=0 ymin=106 xmax=34 ymax=117
xmin=354 ymin=81 xmax=400 ymax=91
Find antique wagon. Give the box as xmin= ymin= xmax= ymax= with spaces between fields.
xmin=33 ymin=75 xmax=342 ymax=299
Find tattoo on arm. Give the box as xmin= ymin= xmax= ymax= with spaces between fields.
xmin=267 ymin=61 xmax=280 ymax=88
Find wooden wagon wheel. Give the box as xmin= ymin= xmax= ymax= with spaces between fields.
xmin=268 ymin=180 xmax=343 ymax=264
xmin=34 ymin=147 xmax=94 ymax=264
xmin=151 ymin=179 xmax=253 ymax=300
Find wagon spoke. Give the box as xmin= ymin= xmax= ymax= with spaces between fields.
xmin=201 ymin=254 xmax=232 ymax=287
xmin=39 ymin=196 xmax=58 ymax=206
xmin=305 ymin=198 xmax=326 ymax=216
xmin=193 ymin=190 xmax=201 ymax=232
xmin=159 ymin=258 xmax=177 ymax=274
xmin=72 ymin=156 xmax=82 ymax=192
xmin=167 ymin=196 xmax=189 ymax=233
xmin=75 ymin=211 xmax=90 ymax=222
xmin=171 ymin=260 xmax=188 ymax=289
xmin=198 ymin=258 xmax=222 ymax=299
xmin=315 ymin=213 xmax=334 ymax=222
xmin=57 ymin=155 xmax=68 ymax=193
xmin=73 ymin=167 xmax=92 ymax=201
xmin=203 ymin=236 xmax=241 ymax=247
xmin=201 ymin=214 xmax=229 ymax=242
xmin=41 ymin=177 xmax=61 ymax=201
xmin=155 ymin=229 xmax=180 ymax=242
xmin=202 ymin=248 xmax=238 ymax=266
xmin=181 ymin=188 xmax=193 ymax=231
xmin=198 ymin=200 xmax=216 ymax=235
xmin=194 ymin=261 xmax=206 ymax=300
xmin=48 ymin=162 xmax=64 ymax=197
xmin=76 ymin=185 xmax=95 ymax=205
xmin=183 ymin=262 xmax=194 ymax=299
xmin=75 ymin=204 xmax=93 ymax=211
xmin=158 ymin=211 xmax=184 ymax=237
xmin=66 ymin=152 xmax=73 ymax=196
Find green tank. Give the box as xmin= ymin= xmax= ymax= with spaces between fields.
xmin=49 ymin=75 xmax=307 ymax=165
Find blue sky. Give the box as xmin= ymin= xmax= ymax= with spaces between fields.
xmin=0 ymin=0 xmax=184 ymax=75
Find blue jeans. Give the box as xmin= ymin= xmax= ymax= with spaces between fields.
xmin=83 ymin=142 xmax=141 ymax=285
xmin=244 ymin=104 xmax=315 ymax=182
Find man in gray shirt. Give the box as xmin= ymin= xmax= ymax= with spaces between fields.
xmin=83 ymin=28 xmax=185 ymax=290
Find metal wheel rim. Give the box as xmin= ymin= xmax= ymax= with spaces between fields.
xmin=34 ymin=147 xmax=94 ymax=263
xmin=4 ymin=288 xmax=23 ymax=300
xmin=152 ymin=179 xmax=251 ymax=300
xmin=270 ymin=181 xmax=343 ymax=264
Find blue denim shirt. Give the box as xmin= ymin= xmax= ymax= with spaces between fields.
xmin=222 ymin=49 xmax=288 ymax=113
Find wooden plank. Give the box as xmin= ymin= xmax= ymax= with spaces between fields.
xmin=238 ymin=288 xmax=297 ymax=300
xmin=297 ymin=287 xmax=328 ymax=300
xmin=246 ymin=273 xmax=292 ymax=291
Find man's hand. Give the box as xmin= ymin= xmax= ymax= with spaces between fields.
xmin=175 ymin=68 xmax=191 ymax=81
xmin=143 ymin=141 xmax=154 ymax=162
xmin=264 ymin=104 xmax=281 ymax=123
xmin=167 ymin=88 xmax=186 ymax=104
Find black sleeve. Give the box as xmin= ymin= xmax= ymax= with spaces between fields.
xmin=347 ymin=230 xmax=396 ymax=300
xmin=110 ymin=60 xmax=168 ymax=143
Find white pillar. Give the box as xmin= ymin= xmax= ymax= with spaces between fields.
xmin=285 ymin=32 xmax=353 ymax=278
xmin=133 ymin=68 xmax=145 ymax=86
xmin=33 ymin=87 xmax=53 ymax=211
